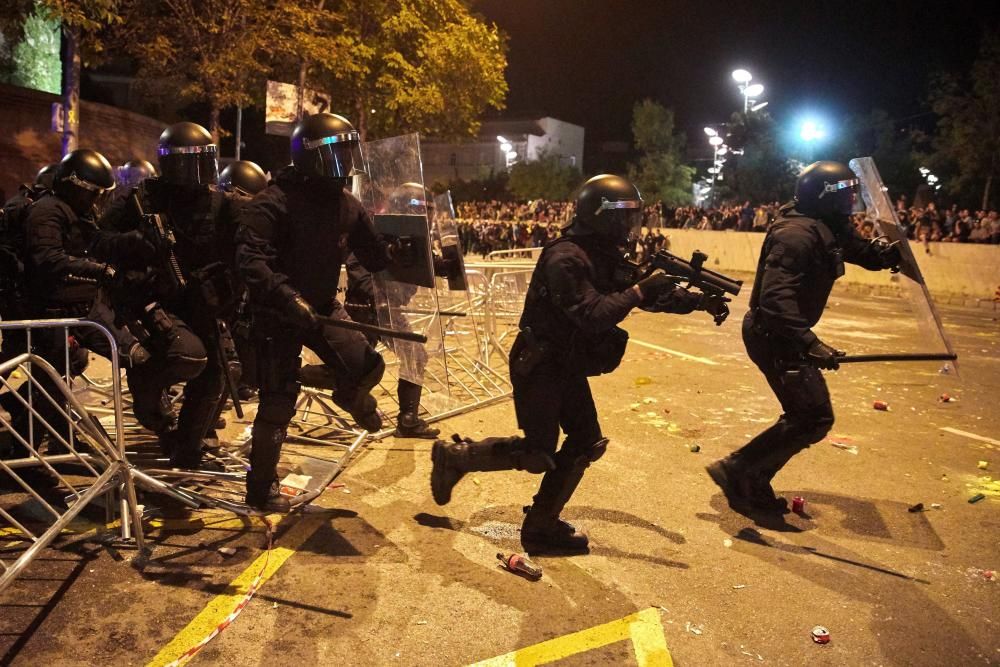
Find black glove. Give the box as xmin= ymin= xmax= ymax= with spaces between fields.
xmin=635 ymin=273 xmax=676 ymax=305
xmin=698 ymin=292 xmax=731 ymax=324
xmin=99 ymin=264 xmax=117 ymax=285
xmin=432 ymin=253 xmax=459 ymax=278
xmin=806 ymin=338 xmax=845 ymax=370
xmin=388 ymin=236 xmax=418 ymax=267
xmin=871 ymin=236 xmax=902 ymax=273
xmin=285 ymin=292 xmax=321 ymax=331
xmin=127 ymin=342 xmax=152 ymax=368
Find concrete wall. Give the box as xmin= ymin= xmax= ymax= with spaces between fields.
xmin=0 ymin=83 xmax=163 ymax=199
xmin=661 ymin=229 xmax=1000 ymax=303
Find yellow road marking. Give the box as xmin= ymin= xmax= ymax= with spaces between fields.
xmin=630 ymin=339 xmax=719 ymax=366
xmin=146 ymin=515 xmax=324 ymax=667
xmin=469 ymin=607 xmax=673 ymax=666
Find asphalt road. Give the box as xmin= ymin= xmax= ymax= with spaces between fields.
xmin=2 ymin=284 xmax=998 ymax=666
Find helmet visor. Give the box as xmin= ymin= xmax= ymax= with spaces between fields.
xmin=303 ymin=132 xmax=367 ymax=179
xmin=597 ymin=197 xmax=643 ymax=250
xmin=158 ymin=145 xmax=219 ymax=186
xmin=821 ymin=177 xmax=859 ymax=215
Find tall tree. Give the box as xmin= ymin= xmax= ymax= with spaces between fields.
xmin=1 ymin=0 xmax=123 ymax=154
xmin=315 ymin=0 xmax=508 ymax=140
xmin=628 ymin=99 xmax=693 ymax=206
xmin=925 ymin=29 xmax=1000 ymax=210
xmin=119 ymin=0 xmax=348 ymax=143
xmin=508 ymin=151 xmax=580 ymax=201
xmin=831 ymin=109 xmax=921 ymax=203
xmin=720 ymin=109 xmax=795 ymax=203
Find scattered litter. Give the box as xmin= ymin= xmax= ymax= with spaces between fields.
xmin=978 ymin=461 xmax=990 ymax=470
xmin=939 ymin=363 xmax=951 ymax=374
xmin=830 ymin=441 xmax=859 ymax=455
xmin=341 ymin=487 xmax=351 ymax=494
xmin=941 ymin=475 xmax=950 ymax=482
xmin=931 ymin=503 xmax=943 ymax=510
xmin=968 ymin=493 xmax=986 ymax=504
xmin=662 ymin=407 xmax=671 ymax=414
xmin=689 ymin=444 xmax=701 ymax=453
xmin=280 ymin=473 xmax=311 ymax=497
xmin=272 ymin=602 xmax=278 ymax=609
xmin=684 ymin=622 xmax=704 ymax=636
xmin=472 ymin=477 xmax=481 ymax=486
xmin=217 ymin=547 xmax=237 ymax=557
xmin=634 ymin=376 xmax=653 ymax=386
xmin=629 ymin=403 xmax=641 ymax=411
xmin=723 ymin=538 xmax=733 ymax=548
xmin=792 ymin=496 xmax=806 ymax=513
xmin=642 ymin=397 xmax=658 ymax=404
xmin=873 ymin=400 xmax=889 ymax=411
xmin=939 ymin=393 xmax=956 ymax=403
xmin=907 ymin=503 xmax=926 ymax=513
xmin=497 ymin=552 xmax=542 ymax=580
xmin=984 ymin=570 xmax=995 ymax=581
xmin=811 ymin=626 xmax=831 ymax=644
xmin=327 ymin=483 xmax=345 ymax=490
xmin=415 ymin=620 xmax=428 ymax=625
xmin=732 ymin=584 xmax=746 ymax=589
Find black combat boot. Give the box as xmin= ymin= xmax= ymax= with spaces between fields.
xmin=430 ymin=434 xmax=551 ymax=505
xmin=520 ymin=462 xmax=591 ymax=555
xmin=245 ymin=479 xmax=291 ymax=513
xmin=705 ymin=456 xmax=756 ymax=515
xmin=394 ymin=380 xmax=439 ymax=439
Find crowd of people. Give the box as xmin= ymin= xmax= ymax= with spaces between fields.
xmin=453 ymin=196 xmax=1000 ymax=251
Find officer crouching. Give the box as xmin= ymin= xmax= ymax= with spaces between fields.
xmin=430 ymin=174 xmax=725 ymax=555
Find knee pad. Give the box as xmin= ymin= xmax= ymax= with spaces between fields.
xmin=256 ymin=392 xmax=298 ymax=427
xmin=555 ymin=437 xmax=609 ymax=471
xmin=170 ymin=353 xmax=209 ymax=382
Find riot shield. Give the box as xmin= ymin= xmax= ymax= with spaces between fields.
xmin=849 ymin=157 xmax=959 ymax=373
xmin=357 ymin=134 xmax=450 ymax=397
xmin=431 ymin=191 xmax=469 ymax=292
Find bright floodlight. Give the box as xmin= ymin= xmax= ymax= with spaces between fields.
xmin=717 ymin=146 xmax=728 ymax=156
xmin=709 ymin=135 xmax=724 ymax=146
xmin=743 ymin=83 xmax=764 ymax=98
xmin=704 ymin=127 xmax=718 ymax=137
xmin=732 ymin=69 xmax=752 ymax=84
xmin=500 ymin=142 xmax=512 ymax=152
xmin=505 ymin=150 xmax=518 ymax=160
xmin=496 ymin=135 xmax=509 ymax=143
xmin=800 ymin=120 xmax=827 ymax=142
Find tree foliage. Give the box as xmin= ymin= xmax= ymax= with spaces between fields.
xmin=508 ymin=151 xmax=580 ymax=201
xmin=924 ymin=29 xmax=1000 ymax=210
xmin=627 ymin=99 xmax=693 ymax=206
xmin=0 ymin=0 xmax=122 ymax=64
xmin=118 ymin=0 xmax=347 ymax=141
xmin=316 ymin=0 xmax=508 ymax=140
xmin=720 ymin=110 xmax=795 ymax=203
xmin=829 ymin=109 xmax=921 ymax=203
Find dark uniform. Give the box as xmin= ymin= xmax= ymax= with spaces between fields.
xmin=236 ymin=116 xmax=394 ymax=509
xmin=707 ymin=161 xmax=900 ymax=514
xmin=431 ymin=174 xmax=718 ymax=554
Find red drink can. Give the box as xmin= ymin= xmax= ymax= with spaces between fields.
xmin=792 ymin=496 xmax=805 ymax=513
xmin=873 ymin=400 xmax=889 ymax=411
xmin=811 ymin=626 xmax=831 ymax=644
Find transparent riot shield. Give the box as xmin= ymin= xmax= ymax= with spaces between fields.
xmin=849 ymin=157 xmax=959 ymax=373
xmin=357 ymin=134 xmax=451 ymax=403
xmin=431 ymin=191 xmax=468 ymax=293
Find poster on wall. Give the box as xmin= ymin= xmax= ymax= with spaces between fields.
xmin=265 ymin=80 xmax=333 ymax=136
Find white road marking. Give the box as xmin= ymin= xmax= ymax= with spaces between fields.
xmin=630 ymin=339 xmax=719 ymax=366
xmin=939 ymin=427 xmax=1000 ymax=447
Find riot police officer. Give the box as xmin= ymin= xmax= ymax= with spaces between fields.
xmin=706 ymin=161 xmax=901 ymax=515
xmin=115 ymin=159 xmax=157 ymax=191
xmin=15 ymin=150 xmax=152 ymax=452
xmin=103 ymin=121 xmax=240 ymax=469
xmin=236 ymin=112 xmax=397 ymax=511
xmin=219 ymin=161 xmax=268 ymax=197
xmin=430 ymin=174 xmax=724 ymax=554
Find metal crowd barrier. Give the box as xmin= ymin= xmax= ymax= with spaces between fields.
xmin=0 ymin=318 xmax=145 ymax=596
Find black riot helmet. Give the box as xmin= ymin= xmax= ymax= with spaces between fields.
xmin=157 ymin=122 xmax=218 ymax=187
xmin=52 ymin=149 xmax=116 ymax=217
xmin=219 ymin=160 xmax=268 ymax=196
xmin=794 ymin=161 xmax=859 ymax=222
xmin=116 ymin=158 xmax=157 ymax=190
xmin=566 ymin=174 xmax=644 ymax=251
xmin=386 ymin=181 xmax=429 ymax=214
xmin=290 ymin=113 xmax=366 ymax=181
xmin=35 ymin=163 xmax=59 ymax=190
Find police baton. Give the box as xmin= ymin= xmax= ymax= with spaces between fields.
xmin=317 ymin=315 xmax=428 ymax=344
xmin=779 ymin=352 xmax=957 ymax=371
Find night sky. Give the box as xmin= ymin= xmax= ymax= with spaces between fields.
xmin=475 ymin=0 xmax=995 ymax=149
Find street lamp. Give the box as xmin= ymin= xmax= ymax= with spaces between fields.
xmin=704 ymin=126 xmax=718 ymax=137
xmin=708 ymin=135 xmax=724 ymax=147
xmin=732 ymin=69 xmax=752 ymax=85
